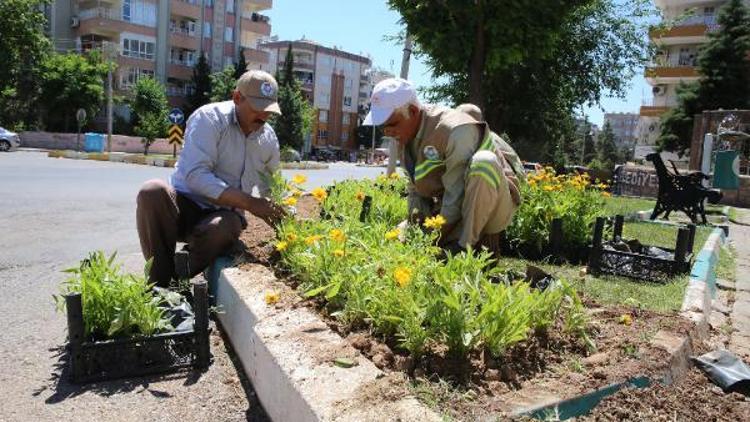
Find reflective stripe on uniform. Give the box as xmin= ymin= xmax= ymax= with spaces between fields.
xmin=468 ymin=161 xmax=501 ymax=189
xmin=479 ymin=132 xmax=494 ymax=151
xmin=414 ymin=159 xmax=444 ymax=181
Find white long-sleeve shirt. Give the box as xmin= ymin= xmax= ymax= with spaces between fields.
xmin=170 ymin=101 xmax=280 ymax=208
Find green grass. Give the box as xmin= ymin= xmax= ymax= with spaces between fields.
xmin=498 ymin=257 xmax=689 ymax=313
xmin=603 ymin=196 xmax=655 ymax=216
xmin=716 ymin=245 xmax=737 ymax=283
xmin=621 ymin=221 xmax=712 ymax=251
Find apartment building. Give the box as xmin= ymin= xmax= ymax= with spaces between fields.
xmin=261 ymin=39 xmax=372 ymax=154
xmin=604 ymin=112 xmax=639 ymax=150
xmin=44 ymin=0 xmax=273 ymax=109
xmin=638 ymin=0 xmax=734 ymax=150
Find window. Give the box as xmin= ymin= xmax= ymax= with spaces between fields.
xmin=318 ymin=130 xmax=328 ymax=140
xmin=341 ymin=132 xmax=348 ymax=142
xmin=224 ymin=27 xmax=234 ymax=43
xmin=120 ymin=67 xmax=154 ymax=88
xmin=226 ymin=0 xmax=234 ymax=14
xmin=704 ymin=7 xmax=715 ymax=16
xmin=224 ymin=56 xmax=234 ymax=67
xmin=342 ymin=114 xmax=350 ymax=125
xmin=122 ymin=38 xmax=155 ymax=60
xmin=205 ymin=0 xmax=213 ymax=7
xmin=343 ymin=96 xmax=352 ymax=107
xmin=203 ymin=22 xmax=212 ymax=38
xmin=319 ymin=110 xmax=328 ymax=123
xmin=122 ymin=0 xmax=131 ymax=21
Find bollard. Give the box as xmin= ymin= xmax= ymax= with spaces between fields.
xmin=193 ymin=280 xmax=210 ymax=369
xmin=613 ymin=215 xmax=624 ymax=241
xmin=588 ymin=217 xmax=606 ymax=275
xmin=359 ymin=195 xmax=372 ymax=223
xmin=674 ymin=227 xmax=690 ymax=267
xmin=65 ymin=293 xmax=85 ymax=382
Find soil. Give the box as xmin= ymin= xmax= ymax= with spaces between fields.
xmin=235 ymin=197 xmax=723 ymax=421
xmin=579 ymin=367 xmax=750 ymax=421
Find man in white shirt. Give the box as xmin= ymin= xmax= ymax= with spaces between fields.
xmin=136 ymin=70 xmax=286 ymax=286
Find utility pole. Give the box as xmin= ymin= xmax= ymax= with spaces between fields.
xmin=102 ymin=41 xmax=117 ymax=154
xmin=387 ymin=33 xmax=412 ymax=175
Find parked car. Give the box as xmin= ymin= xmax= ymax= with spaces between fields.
xmin=0 ymin=127 xmax=21 ymax=151
xmin=523 ymin=162 xmax=543 ymax=174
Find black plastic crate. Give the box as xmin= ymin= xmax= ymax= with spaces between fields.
xmin=588 ymin=216 xmax=696 ymax=282
xmin=65 ymin=280 xmax=211 ymax=383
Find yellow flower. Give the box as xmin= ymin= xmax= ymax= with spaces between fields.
xmin=543 ymin=185 xmax=556 ymax=192
xmin=282 ymin=197 xmax=297 ymax=206
xmin=265 ymin=290 xmax=280 ymax=305
xmin=393 ymin=267 xmax=412 ymax=287
xmin=385 ymin=228 xmax=400 ymax=241
xmin=423 ymin=215 xmax=447 ymax=230
xmin=291 ymin=189 xmax=303 ymax=198
xmin=355 ymin=191 xmax=366 ymax=201
xmin=311 ymin=187 xmax=328 ymax=202
xmin=602 ymin=191 xmax=612 ymax=198
xmin=329 ymin=229 xmax=346 ymax=243
xmin=333 ymin=249 xmax=345 ymax=257
xmin=305 ymin=235 xmax=322 ymax=245
xmin=285 ymin=233 xmax=298 ymax=242
xmin=389 ymin=172 xmax=400 ymax=180
xmin=376 ymin=174 xmax=388 ymax=183
xmin=275 ymin=241 xmax=288 ymax=252
xmin=292 ymin=174 xmax=307 ymax=185
xmin=619 ymin=314 xmax=633 ymax=326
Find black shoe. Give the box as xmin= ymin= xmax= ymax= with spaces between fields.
xmin=174 ymin=249 xmax=191 ymax=280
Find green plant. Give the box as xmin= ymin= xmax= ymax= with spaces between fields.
xmin=55 ymin=251 xmax=172 ymax=339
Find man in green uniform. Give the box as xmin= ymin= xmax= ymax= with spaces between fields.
xmin=364 ymin=78 xmax=524 ymax=254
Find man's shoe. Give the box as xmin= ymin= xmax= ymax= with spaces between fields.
xmin=174 ymin=250 xmax=191 ymax=280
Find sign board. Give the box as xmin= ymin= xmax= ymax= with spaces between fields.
xmin=168 ymin=108 xmax=185 ymax=125
xmin=168 ymin=124 xmax=184 ymax=146
xmin=76 ymin=108 xmax=87 ymax=123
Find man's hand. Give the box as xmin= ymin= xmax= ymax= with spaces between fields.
xmin=248 ymin=197 xmax=287 ymax=227
xmin=438 ymin=221 xmax=458 ymax=247
xmin=215 ymin=187 xmax=287 ymax=226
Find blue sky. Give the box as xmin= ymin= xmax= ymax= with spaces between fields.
xmin=266 ymin=0 xmax=648 ymax=126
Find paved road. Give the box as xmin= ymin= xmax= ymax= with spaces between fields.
xmin=0 ymin=150 xmax=383 ymax=421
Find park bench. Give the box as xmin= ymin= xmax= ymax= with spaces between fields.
xmin=646 ymin=152 xmax=722 ymax=224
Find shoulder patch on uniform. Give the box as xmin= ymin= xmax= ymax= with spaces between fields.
xmin=423 ymin=145 xmax=440 ymax=160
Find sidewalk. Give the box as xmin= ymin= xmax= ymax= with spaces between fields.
xmin=728 ymin=209 xmax=750 ymax=358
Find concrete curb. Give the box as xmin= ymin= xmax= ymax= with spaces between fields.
xmin=213 ymin=264 xmax=442 ymax=422
xmin=680 ymin=228 xmax=727 ymax=336
xmin=47 ymin=150 xmax=177 ymax=168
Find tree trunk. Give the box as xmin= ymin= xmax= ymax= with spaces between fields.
xmin=468 ymin=3 xmax=486 ymax=110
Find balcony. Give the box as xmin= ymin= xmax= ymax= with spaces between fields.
xmin=650 ymin=15 xmax=718 ymax=44
xmin=241 ymin=15 xmax=271 ymax=36
xmin=243 ymin=0 xmax=273 ymax=13
xmin=278 ymin=60 xmax=314 ymax=71
xmin=171 ymin=0 xmax=201 ymax=19
xmin=168 ymin=63 xmax=194 ymax=80
xmin=170 ymin=30 xmax=199 ymax=50
xmin=167 ymin=85 xmax=194 ymax=97
xmin=78 ymin=7 xmax=156 ymax=37
xmin=241 ymin=47 xmax=270 ymax=64
xmin=645 ymin=65 xmax=699 ymax=80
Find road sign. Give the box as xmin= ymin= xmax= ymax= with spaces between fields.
xmin=76 ymin=108 xmax=87 ymax=123
xmin=168 ymin=124 xmax=184 ymax=146
xmin=168 ymin=108 xmax=185 ymax=125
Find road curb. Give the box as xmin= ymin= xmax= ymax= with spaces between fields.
xmin=47 ymin=150 xmax=177 ymax=167
xmin=681 ymin=228 xmax=726 ymax=335
xmin=212 ymin=264 xmax=441 ymax=422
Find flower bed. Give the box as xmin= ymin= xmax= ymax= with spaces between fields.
xmin=505 ymin=168 xmax=609 ymax=262
xmin=270 ymin=174 xmax=590 ymax=364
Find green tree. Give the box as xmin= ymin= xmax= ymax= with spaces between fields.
xmin=595 ymin=121 xmax=619 ymax=170
xmin=392 ymin=0 xmax=654 ymax=161
xmin=131 ymin=78 xmax=169 ymax=155
xmin=271 ymin=44 xmax=307 ymax=150
xmin=39 ymin=51 xmax=109 ymax=132
xmin=188 ymin=53 xmax=212 ymax=114
xmin=210 ymin=66 xmax=236 ymax=102
xmin=658 ymin=0 xmax=750 ymax=154
xmin=234 ymin=48 xmax=248 ymax=80
xmin=0 ymin=0 xmax=51 ymax=129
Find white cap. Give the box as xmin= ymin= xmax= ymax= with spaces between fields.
xmin=363 ymin=78 xmax=420 ymax=126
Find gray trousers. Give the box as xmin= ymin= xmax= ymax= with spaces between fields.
xmin=136 ymin=179 xmax=244 ymax=287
